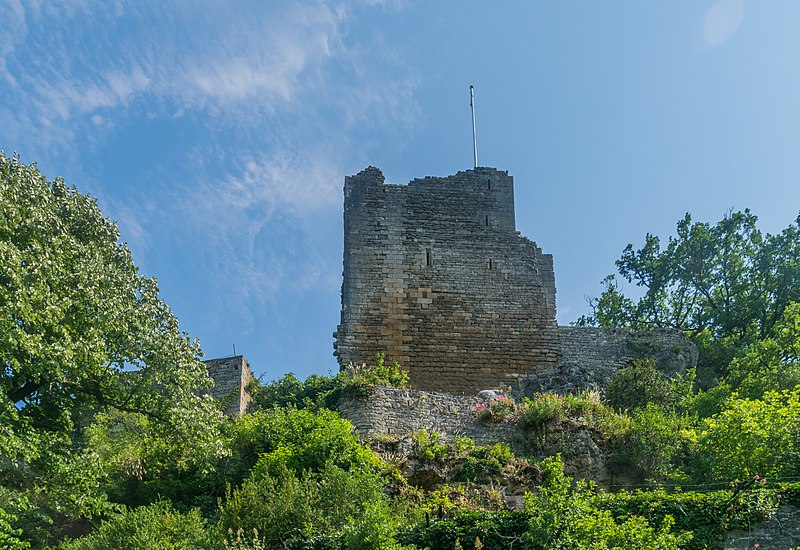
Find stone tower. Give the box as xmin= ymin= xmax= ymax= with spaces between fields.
xmin=203 ymin=355 xmax=252 ymax=417
xmin=334 ymin=167 xmax=560 ymax=394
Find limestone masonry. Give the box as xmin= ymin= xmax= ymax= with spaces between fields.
xmin=334 ymin=166 xmax=696 ymax=395
xmin=203 ymin=355 xmax=252 ymax=417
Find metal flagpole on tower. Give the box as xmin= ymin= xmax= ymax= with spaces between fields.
xmin=470 ymin=85 xmax=478 ymax=168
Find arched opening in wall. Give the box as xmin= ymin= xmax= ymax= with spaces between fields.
xmin=487 ymin=179 xmax=491 ymax=190
xmin=489 ymin=259 xmax=493 ymax=269
xmin=426 ymin=247 xmax=432 ymax=267
xmin=485 ymin=215 xmax=489 ymax=227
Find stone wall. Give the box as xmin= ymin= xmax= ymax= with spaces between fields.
xmin=724 ymin=505 xmax=800 ymax=549
xmin=339 ymin=386 xmax=614 ymax=484
xmin=339 ymin=387 xmax=520 ymax=449
xmin=334 ymin=167 xmax=559 ymax=395
xmin=523 ymin=327 xmax=699 ymax=395
xmin=203 ymin=355 xmax=252 ymax=417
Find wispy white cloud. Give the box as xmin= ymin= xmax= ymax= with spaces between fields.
xmin=1 ymin=2 xmax=352 ymax=143
xmin=703 ymin=0 xmax=744 ymax=46
xmin=2 ymin=0 xmax=419 ymax=313
xmin=149 ymin=146 xmax=345 ymax=305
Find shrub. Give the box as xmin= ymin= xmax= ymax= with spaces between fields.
xmin=694 ymin=389 xmax=800 ymax=482
xmin=217 ymin=462 xmax=387 ymax=547
xmin=456 ymin=444 xmax=513 ymax=483
xmin=251 ymin=354 xmax=409 ymax=411
xmin=414 ymin=431 xmax=450 ymax=461
xmin=398 ymin=510 xmax=529 ymax=550
xmin=615 ymin=404 xmax=695 ymax=484
xmin=520 ymin=391 xmax=631 ymax=444
xmin=475 ymin=396 xmax=516 ymax=423
xmin=339 ymin=353 xmax=410 ymax=399
xmin=597 ymin=486 xmax=780 ymax=549
xmin=59 ymin=502 xmax=212 ymax=550
xmin=606 ymin=359 xmax=683 ymax=412
xmin=0 ymin=507 xmax=28 ymax=550
xmin=518 ymin=393 xmax=565 ymax=431
xmin=228 ymin=407 xmax=381 ymax=478
xmin=522 ymin=456 xmax=691 ymax=550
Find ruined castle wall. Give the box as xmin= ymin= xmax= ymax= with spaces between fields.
xmin=335 ymin=167 xmax=559 ymax=394
xmin=204 ymin=355 xmax=252 ymax=417
xmin=522 ymin=327 xmax=698 ymax=394
xmin=339 ymin=387 xmax=519 ymax=448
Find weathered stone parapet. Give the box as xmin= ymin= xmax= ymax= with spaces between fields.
xmin=338 ymin=386 xmax=620 ymax=486
xmin=203 ymin=355 xmax=252 ymax=417
xmin=338 ymin=386 xmax=520 ymax=449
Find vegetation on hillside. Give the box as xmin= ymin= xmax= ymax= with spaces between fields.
xmin=2 ymin=154 xmax=800 ymax=548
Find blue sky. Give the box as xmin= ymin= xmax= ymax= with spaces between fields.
xmin=2 ymin=1 xmax=799 ymax=382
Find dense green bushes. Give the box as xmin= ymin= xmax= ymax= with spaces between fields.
xmin=59 ymin=502 xmax=213 ymax=550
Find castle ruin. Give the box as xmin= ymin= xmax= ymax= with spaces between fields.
xmin=334 ymin=167 xmax=696 ymax=395
xmin=203 ymin=355 xmax=252 ymax=417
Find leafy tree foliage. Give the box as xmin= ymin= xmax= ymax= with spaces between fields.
xmin=620 ymin=404 xmax=694 ymax=484
xmin=250 ymin=352 xmax=409 ymax=411
xmin=0 ymin=153 xmax=224 ymax=545
xmin=579 ymin=210 xmax=800 ymax=374
xmin=0 ymin=153 xmax=216 ymax=425
xmin=605 ymin=359 xmax=689 ymax=412
xmin=725 ymin=302 xmax=800 ymax=399
xmin=218 ymin=463 xmax=388 ymax=546
xmin=695 ymin=389 xmax=800 ymax=482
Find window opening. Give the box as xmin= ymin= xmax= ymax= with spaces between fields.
xmin=485 ymin=215 xmax=489 ymax=227
xmin=489 ymin=259 xmax=493 ymax=269
xmin=426 ymin=248 xmax=432 ymax=267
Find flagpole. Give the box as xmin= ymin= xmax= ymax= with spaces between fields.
xmin=470 ymin=85 xmax=478 ymax=168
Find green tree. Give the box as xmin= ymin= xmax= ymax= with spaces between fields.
xmin=578 ymin=210 xmax=800 ymax=375
xmin=218 ymin=462 xmax=388 ymax=546
xmin=0 ymin=154 xmax=224 ymax=545
xmin=605 ymin=359 xmax=687 ymax=413
xmin=620 ymin=404 xmax=694 ymax=484
xmin=725 ymin=302 xmax=800 ymax=399
xmin=695 ymin=389 xmax=800 ymax=482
